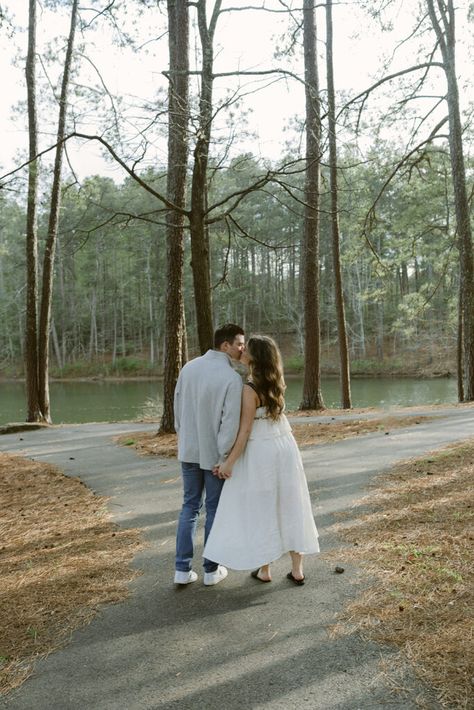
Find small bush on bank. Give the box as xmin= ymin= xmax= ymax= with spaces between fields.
xmin=110 ymin=357 xmax=145 ymax=374
xmin=283 ymin=355 xmax=430 ymax=377
xmin=51 ymin=362 xmax=109 ymax=378
xmin=50 ymin=358 xmax=159 ymax=379
xmin=350 ymin=358 xmax=405 ymax=375
xmin=284 ymin=355 xmax=305 ymax=373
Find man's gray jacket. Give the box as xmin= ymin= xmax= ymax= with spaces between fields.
xmin=174 ymin=349 xmax=243 ymax=470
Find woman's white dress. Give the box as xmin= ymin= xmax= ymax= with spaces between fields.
xmin=203 ymin=405 xmax=320 ymax=570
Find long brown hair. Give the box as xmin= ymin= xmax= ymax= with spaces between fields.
xmin=247 ymin=335 xmax=286 ymax=421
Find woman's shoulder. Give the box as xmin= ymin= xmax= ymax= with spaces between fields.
xmin=244 ymin=381 xmax=263 ymax=406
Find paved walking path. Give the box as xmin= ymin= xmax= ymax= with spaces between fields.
xmin=1 ymin=406 xmax=473 ymax=710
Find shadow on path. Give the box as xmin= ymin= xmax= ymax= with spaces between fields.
xmin=3 ymin=408 xmax=472 ymax=709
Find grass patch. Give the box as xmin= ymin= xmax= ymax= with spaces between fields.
xmin=116 ymin=430 xmax=177 ymax=458
xmin=328 ymin=439 xmax=474 ymax=709
xmin=116 ymin=414 xmax=433 ymax=458
xmin=291 ymin=415 xmax=432 ymax=447
xmin=0 ymin=453 xmax=142 ymax=694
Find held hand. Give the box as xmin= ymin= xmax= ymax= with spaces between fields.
xmin=220 ymin=461 xmax=233 ymax=479
xmin=214 ymin=462 xmax=232 ymax=479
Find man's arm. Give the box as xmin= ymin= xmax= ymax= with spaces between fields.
xmin=215 ymin=385 xmax=258 ymax=479
xmin=173 ymin=376 xmax=182 ymax=432
xmin=216 ymin=376 xmax=243 ymax=462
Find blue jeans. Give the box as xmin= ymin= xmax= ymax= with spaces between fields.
xmin=175 ymin=462 xmax=224 ymax=573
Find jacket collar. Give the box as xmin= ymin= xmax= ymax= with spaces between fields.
xmin=204 ymin=349 xmax=234 ymax=366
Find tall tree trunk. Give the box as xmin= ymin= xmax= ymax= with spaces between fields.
xmin=376 ymin=296 xmax=384 ymax=360
xmin=325 ymin=0 xmax=351 ymax=409
xmin=56 ymin=234 xmax=68 ymax=366
xmin=25 ymin=0 xmax=42 ymax=422
xmin=353 ymin=265 xmax=367 ymax=357
xmin=112 ymin=304 xmax=117 ymax=365
xmin=457 ymin=280 xmax=464 ymax=401
xmin=189 ymin=0 xmax=221 ymax=354
xmin=181 ymin=301 xmax=188 ymax=366
xmin=120 ymin=278 xmax=126 ymax=356
xmin=160 ymin=0 xmax=189 ymax=433
xmin=146 ymin=245 xmax=155 ymax=366
xmin=426 ymin=0 xmax=474 ymax=400
xmin=300 ymin=0 xmax=325 ymax=410
xmin=51 ymin=319 xmax=63 ymax=370
xmin=89 ymin=289 xmax=98 ymax=361
xmin=37 ymin=0 xmax=78 ymax=422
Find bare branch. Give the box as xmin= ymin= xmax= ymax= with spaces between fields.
xmin=386 ymin=11 xmax=430 ymax=65
xmin=163 ymin=67 xmax=307 ymax=86
xmin=0 ymin=133 xmax=188 ymax=215
xmin=205 ymin=157 xmax=309 ymax=220
xmin=426 ymin=0 xmax=448 ymax=57
xmin=219 ymin=4 xmax=299 ymax=13
xmin=336 ymin=62 xmax=445 ymax=123
xmin=77 ymin=53 xmax=121 ymax=130
xmin=227 ymin=214 xmax=293 ymax=250
xmin=362 ymin=116 xmax=450 ymax=260
xmin=212 ymin=217 xmax=232 ymax=289
xmin=80 ymin=2 xmax=117 ymax=30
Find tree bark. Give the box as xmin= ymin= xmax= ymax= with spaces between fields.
xmin=25 ymin=0 xmax=42 ymax=422
xmin=37 ymin=0 xmax=79 ymax=422
xmin=160 ymin=0 xmax=189 ymax=433
xmin=300 ymin=0 xmax=325 ymax=410
xmin=189 ymin=0 xmax=222 ymax=354
xmin=426 ymin=0 xmax=474 ymax=400
xmin=325 ymin=0 xmax=351 ymax=408
xmin=146 ymin=245 xmax=155 ymax=366
xmin=457 ymin=278 xmax=464 ymax=401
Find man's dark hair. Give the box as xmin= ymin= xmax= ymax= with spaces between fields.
xmin=214 ymin=323 xmax=244 ymax=349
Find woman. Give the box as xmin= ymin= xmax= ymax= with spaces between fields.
xmin=203 ymin=335 xmax=319 ymax=585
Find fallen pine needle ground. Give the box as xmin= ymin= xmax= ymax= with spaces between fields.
xmin=328 ymin=439 xmax=474 ymax=709
xmin=117 ymin=414 xmax=434 ymax=457
xmin=0 ymin=412 xmax=453 ymax=699
xmin=0 ymin=453 xmax=142 ymax=695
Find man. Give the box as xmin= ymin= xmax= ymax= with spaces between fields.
xmin=173 ymin=323 xmax=245 ymax=586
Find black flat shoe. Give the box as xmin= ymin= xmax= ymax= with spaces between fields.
xmin=287 ymin=572 xmax=305 ymax=586
xmin=251 ymin=568 xmax=272 ymax=583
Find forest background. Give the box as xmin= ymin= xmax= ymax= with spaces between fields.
xmin=0 ymin=0 xmax=473 ymax=425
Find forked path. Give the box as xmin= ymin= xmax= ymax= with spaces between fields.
xmin=1 ymin=406 xmax=473 ymax=710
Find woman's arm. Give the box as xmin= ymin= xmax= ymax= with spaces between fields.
xmin=216 ymin=385 xmax=258 ymax=478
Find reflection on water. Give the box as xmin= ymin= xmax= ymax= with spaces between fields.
xmin=0 ymin=380 xmax=161 ymax=425
xmin=285 ymin=376 xmax=457 ymax=410
xmin=0 ymin=376 xmax=457 ymax=425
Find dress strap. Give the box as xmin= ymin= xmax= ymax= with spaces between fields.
xmin=245 ymin=381 xmax=263 ymax=407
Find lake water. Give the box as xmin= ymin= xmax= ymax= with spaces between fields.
xmin=0 ymin=376 xmax=457 ymax=425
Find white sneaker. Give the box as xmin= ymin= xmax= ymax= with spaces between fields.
xmin=174 ymin=570 xmax=198 ymax=585
xmin=203 ymin=565 xmax=228 ymax=586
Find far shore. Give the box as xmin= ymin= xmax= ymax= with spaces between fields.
xmin=0 ymin=369 xmax=456 ymax=385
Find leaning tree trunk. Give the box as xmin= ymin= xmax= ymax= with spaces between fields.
xmin=37 ymin=0 xmax=79 ymax=423
xmin=426 ymin=0 xmax=474 ymax=400
xmin=300 ymin=0 xmax=325 ymax=410
xmin=325 ymin=0 xmax=351 ymax=408
xmin=189 ymin=0 xmax=222 ymax=354
xmin=159 ymin=0 xmax=190 ymax=433
xmin=25 ymin=0 xmax=42 ymax=422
